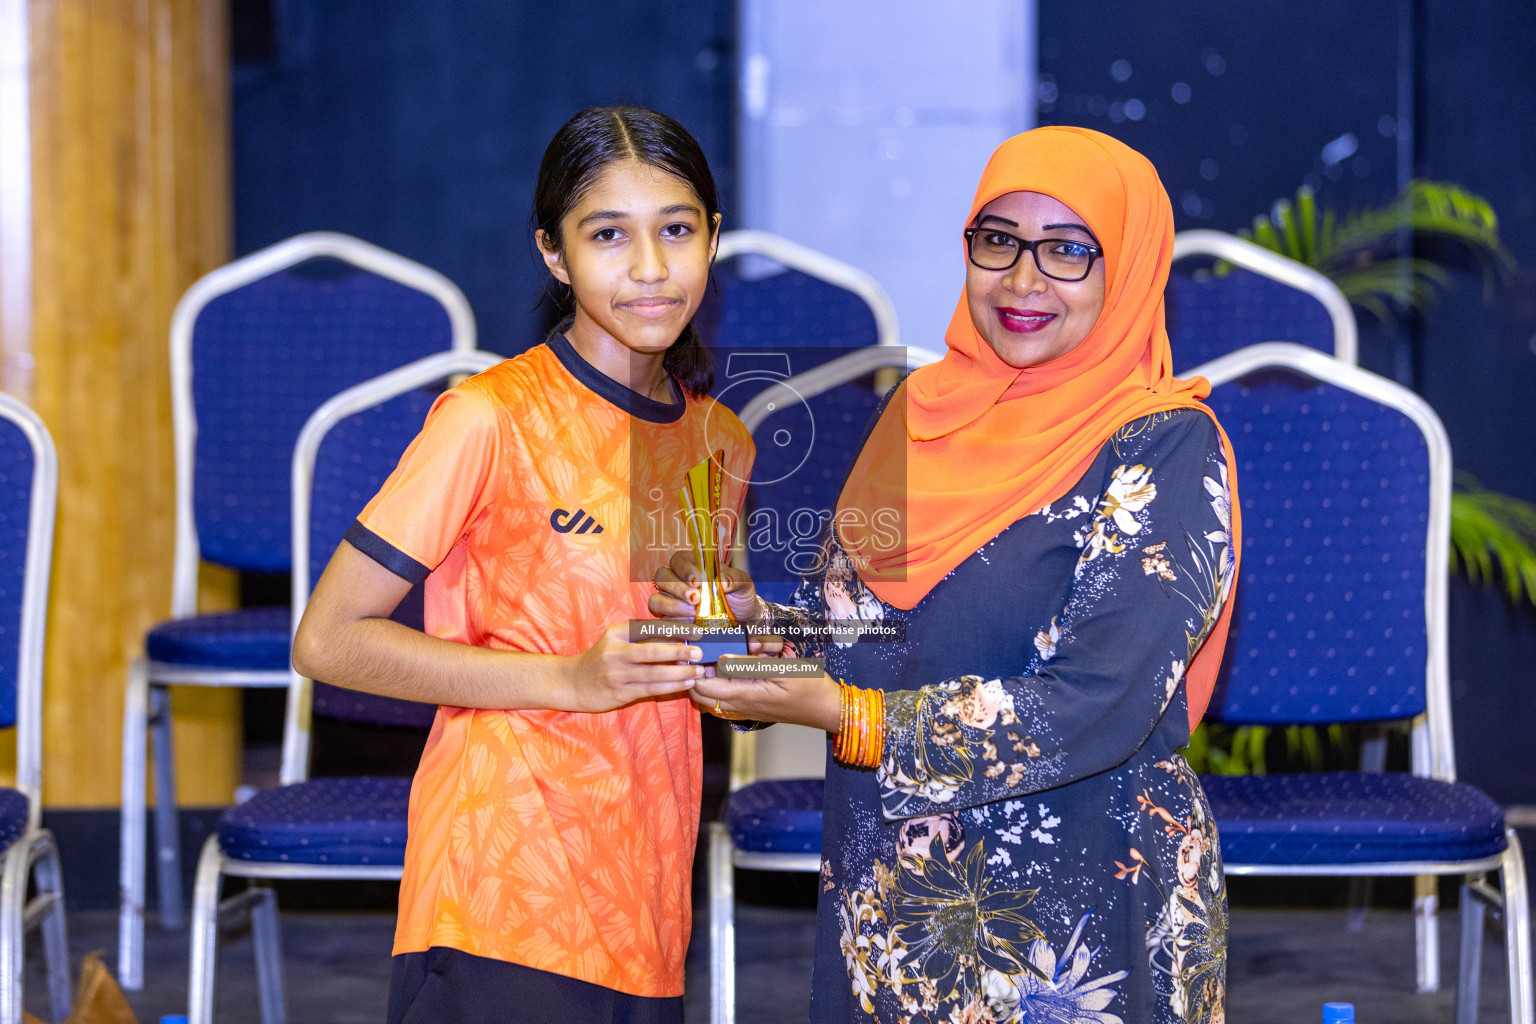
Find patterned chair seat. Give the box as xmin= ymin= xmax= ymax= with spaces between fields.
xmin=0 ymin=789 xmax=28 ymax=855
xmin=1202 ymin=771 xmax=1508 ymax=866
xmin=144 ymin=607 xmax=290 ymax=670
xmin=218 ymin=776 xmax=411 ymax=865
xmin=724 ymin=778 xmax=823 ymax=855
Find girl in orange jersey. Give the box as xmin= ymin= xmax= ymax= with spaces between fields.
xmin=294 ymin=106 xmax=755 ymax=1024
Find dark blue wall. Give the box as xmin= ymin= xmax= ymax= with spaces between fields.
xmin=1034 ymin=0 xmax=1536 ymax=497
xmin=232 ymin=0 xmax=735 ymax=355
xmin=1416 ymin=0 xmax=1536 ymax=805
xmin=1039 ymin=5 xmax=1408 ymax=234
xmin=1037 ymin=1 xmax=1413 ymax=379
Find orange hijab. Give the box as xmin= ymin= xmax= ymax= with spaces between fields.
xmin=836 ymin=126 xmax=1241 ymax=731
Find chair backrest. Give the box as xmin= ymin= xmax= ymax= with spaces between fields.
xmin=282 ymin=349 xmax=503 ymax=785
xmin=1199 ymin=343 xmax=1454 ymax=782
xmin=725 ymin=345 xmax=942 ymax=790
xmin=0 ymin=394 xmax=56 ymax=825
xmin=733 ymin=344 xmax=943 ymax=605
xmin=1168 ymin=230 xmax=1358 ymax=374
xmin=170 ymin=232 xmax=478 ymax=618
xmin=698 ymin=232 xmax=899 ymax=408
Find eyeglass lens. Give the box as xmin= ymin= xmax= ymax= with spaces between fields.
xmin=968 ymin=231 xmax=1096 ymax=281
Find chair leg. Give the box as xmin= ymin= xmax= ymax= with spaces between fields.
xmin=249 ymin=886 xmax=286 ymax=1024
xmin=1501 ymin=830 xmax=1533 ymax=1024
xmin=1457 ymin=876 xmax=1487 ymax=1024
xmin=1346 ymin=733 xmax=1388 ymax=933
xmin=708 ymin=822 xmax=735 ymax=1024
xmin=119 ymin=657 xmax=149 ymax=989
xmin=1416 ymin=873 xmax=1441 ymax=993
xmin=1345 ymin=877 xmax=1374 ymax=933
xmin=150 ymin=681 xmax=185 ymax=929
xmin=0 ymin=833 xmax=31 ymax=1024
xmin=31 ymin=833 xmax=72 ymax=1023
xmin=188 ymin=835 xmax=225 ymax=1024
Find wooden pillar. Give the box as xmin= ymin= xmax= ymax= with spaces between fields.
xmin=0 ymin=0 xmax=240 ymax=807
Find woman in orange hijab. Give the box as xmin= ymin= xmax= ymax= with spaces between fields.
xmin=657 ymin=127 xmax=1239 ymax=1023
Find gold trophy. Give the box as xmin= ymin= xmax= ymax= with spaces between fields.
xmin=675 ymin=451 xmax=824 ymax=680
xmin=679 ymin=451 xmax=739 ymax=644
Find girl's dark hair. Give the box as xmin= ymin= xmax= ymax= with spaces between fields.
xmin=533 ymin=105 xmax=719 ymax=397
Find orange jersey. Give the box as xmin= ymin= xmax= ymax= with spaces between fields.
xmin=350 ymin=337 xmax=754 ymax=997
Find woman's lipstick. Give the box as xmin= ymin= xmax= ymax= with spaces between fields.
xmin=996 ymin=307 xmax=1056 ymax=333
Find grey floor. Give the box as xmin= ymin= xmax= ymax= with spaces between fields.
xmin=18 ymin=897 xmax=1525 ymax=1023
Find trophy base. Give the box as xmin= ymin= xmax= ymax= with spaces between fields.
xmin=693 ymin=635 xmax=749 ymax=665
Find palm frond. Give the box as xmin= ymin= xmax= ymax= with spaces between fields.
xmin=1242 ymin=725 xmax=1268 ymax=775
xmin=1277 ymin=199 xmax=1304 ymax=265
xmin=1450 ymin=478 xmax=1536 ymax=606
xmin=1238 ymin=186 xmax=1326 ymax=267
xmin=1329 ymin=258 xmax=1455 ymax=320
xmin=1182 ymin=722 xmax=1330 ymax=776
xmin=1283 ymin=725 xmax=1324 ymax=769
xmin=1297 ymin=187 xmax=1319 ymax=264
xmin=1333 ymin=181 xmax=1511 ymax=267
xmin=1235 ymin=179 xmax=1515 ymax=317
xmin=1181 ymin=721 xmax=1212 ymax=772
xmin=1246 ymin=214 xmax=1285 ymax=257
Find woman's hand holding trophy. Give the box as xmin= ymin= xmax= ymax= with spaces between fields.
xmin=646 ymin=452 xmax=837 ymax=729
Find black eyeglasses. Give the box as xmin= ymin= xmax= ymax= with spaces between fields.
xmin=963 ymin=227 xmax=1103 ymax=281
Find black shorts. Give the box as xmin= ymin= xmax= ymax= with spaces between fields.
xmin=385 ymin=947 xmax=684 ymax=1024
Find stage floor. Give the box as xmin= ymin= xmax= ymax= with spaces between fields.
xmin=21 ymin=898 xmax=1524 ymax=1023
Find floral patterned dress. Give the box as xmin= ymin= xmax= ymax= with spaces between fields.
xmin=768 ymin=408 xmax=1235 ymax=1024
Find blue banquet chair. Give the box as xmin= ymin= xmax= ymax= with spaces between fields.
xmin=1171 ymin=232 xmax=1391 ymax=932
xmin=700 ymin=231 xmax=899 ymax=399
xmin=119 ymin=232 xmax=477 ymax=988
xmin=0 ymin=394 xmax=70 ymax=1024
xmin=1196 ymin=342 xmax=1531 ymax=1024
xmin=710 ymin=343 xmax=941 ymax=1024
xmin=1167 ymin=229 xmax=1358 ymax=373
xmin=703 ymin=234 xmax=896 ymax=603
xmin=187 ymin=349 xmax=501 ymax=1024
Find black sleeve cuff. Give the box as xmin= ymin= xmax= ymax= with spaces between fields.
xmin=343 ymin=520 xmax=431 ymax=584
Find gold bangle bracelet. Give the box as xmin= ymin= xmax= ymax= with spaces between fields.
xmin=833 ymin=681 xmax=888 ymax=768
xmin=834 ymin=681 xmax=854 ymax=763
xmin=861 ymin=689 xmax=879 ymax=766
xmin=868 ymin=688 xmax=886 ymax=766
xmin=835 ymin=682 xmax=856 ymax=765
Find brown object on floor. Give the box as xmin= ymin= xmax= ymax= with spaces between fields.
xmin=23 ymin=951 xmax=139 ymax=1024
